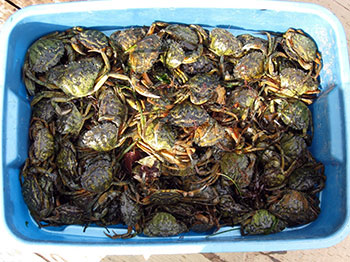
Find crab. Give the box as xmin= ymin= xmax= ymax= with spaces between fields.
xmin=273 ymin=98 xmax=311 ymax=132
xmin=143 ymin=212 xmax=187 ymax=237
xmin=20 ymin=160 xmax=57 ymax=224
xmin=105 ymin=189 xmax=142 ymax=239
xmin=175 ymin=73 xmax=219 ymax=105
xmin=55 ymin=102 xmax=92 ymax=135
xmin=56 ymin=138 xmax=80 ymax=190
xmin=233 ymin=51 xmax=266 ymax=82
xmin=193 ymin=118 xmax=226 ymax=147
xmin=23 ymin=33 xmax=66 ymax=95
xmin=261 ymin=67 xmax=320 ymax=104
xmin=268 ymin=189 xmax=320 ymax=227
xmin=80 ymin=153 xmax=116 ymax=193
xmin=98 ymin=86 xmax=127 ymax=127
xmin=220 ymin=152 xmax=256 ymax=189
xmin=43 ymin=203 xmax=87 ymax=226
xmin=281 ymin=28 xmax=322 ymax=78
xmin=165 ymin=101 xmax=210 ymax=128
xmin=110 ymin=27 xmax=148 ymax=53
xmin=128 ymin=34 xmax=162 ymax=74
xmin=158 ymin=23 xmax=206 ymax=83
xmin=46 ymin=56 xmax=106 ymax=98
xmin=209 ymin=28 xmax=243 ymax=57
xmin=79 ymin=122 xmax=132 ymax=152
xmin=28 ymin=119 xmax=55 ymax=165
xmin=69 ymin=27 xmax=111 ymax=75
xmin=240 ymin=209 xmax=286 ymax=235
xmin=136 ymin=118 xmax=194 ymax=167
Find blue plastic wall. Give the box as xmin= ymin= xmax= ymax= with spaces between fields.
xmin=1 ymin=1 xmax=349 ymax=252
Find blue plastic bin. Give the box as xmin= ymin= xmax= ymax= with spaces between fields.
xmin=0 ymin=0 xmax=350 ymax=254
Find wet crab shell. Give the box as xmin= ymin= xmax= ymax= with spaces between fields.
xmin=30 ymin=122 xmax=55 ymax=163
xmin=283 ymin=29 xmax=318 ymax=64
xmin=233 ymin=51 xmax=265 ymax=81
xmin=220 ymin=152 xmax=256 ymax=188
xmin=241 ymin=209 xmax=286 ymax=235
xmin=166 ymin=101 xmax=210 ymax=128
xmin=79 ymin=122 xmax=119 ymax=151
xmin=74 ymin=29 xmax=109 ymax=50
xmin=81 ymin=154 xmax=114 ymax=193
xmin=187 ymin=73 xmax=219 ymax=105
xmin=277 ymin=99 xmax=310 ymax=131
xmin=27 ymin=38 xmax=65 ymax=73
xmin=129 ymin=34 xmax=162 ymax=74
xmin=279 ymin=67 xmax=319 ymax=97
xmin=56 ymin=103 xmax=84 ymax=135
xmin=98 ymin=88 xmax=126 ymax=127
xmin=47 ymin=57 xmax=104 ymax=98
xmin=209 ymin=28 xmax=243 ymax=57
xmin=110 ymin=27 xmax=147 ymax=52
xmin=268 ymin=190 xmax=319 ymax=226
xmin=21 ymin=173 xmax=54 ymax=219
xmin=120 ymin=191 xmax=142 ymax=227
xmin=163 ymin=24 xmax=199 ymax=46
xmin=142 ymin=119 xmax=176 ymax=151
xmin=143 ymin=212 xmax=187 ymax=237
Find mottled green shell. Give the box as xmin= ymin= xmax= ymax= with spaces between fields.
xmin=193 ymin=118 xmax=225 ymax=147
xmin=269 ymin=190 xmax=319 ymax=226
xmin=233 ymin=51 xmax=265 ymax=81
xmin=129 ymin=34 xmax=162 ymax=74
xmin=80 ymin=122 xmax=119 ymax=151
xmin=46 ymin=204 xmax=85 ymax=225
xmin=120 ymin=191 xmax=142 ymax=226
xmin=56 ymin=139 xmax=77 ymax=176
xmin=167 ymin=101 xmax=210 ymax=127
xmin=187 ymin=74 xmax=218 ymax=105
xmin=147 ymin=190 xmax=183 ymax=205
xmin=47 ymin=57 xmax=103 ymax=98
xmin=280 ymin=68 xmax=319 ymax=97
xmin=143 ymin=120 xmax=176 ymax=151
xmin=228 ymin=87 xmax=258 ymax=118
xmin=143 ymin=212 xmax=187 ymax=237
xmin=165 ymin=41 xmax=185 ymax=69
xmin=76 ymin=29 xmax=109 ymax=50
xmin=21 ymin=174 xmax=53 ymax=218
xmin=164 ymin=24 xmax=199 ymax=45
xmin=242 ymin=210 xmax=286 ymax=235
xmin=277 ymin=99 xmax=310 ymax=130
xmin=284 ymin=30 xmax=317 ymax=63
xmin=31 ymin=99 xmax=56 ymax=123
xmin=81 ymin=155 xmax=114 ymax=193
xmin=220 ymin=152 xmax=256 ymax=188
xmin=280 ymin=133 xmax=307 ymax=161
xmin=110 ymin=27 xmax=147 ymax=51
xmin=28 ymin=38 xmax=65 ymax=73
xmin=32 ymin=125 xmax=55 ymax=163
xmin=56 ymin=103 xmax=84 ymax=135
xmin=209 ymin=28 xmax=242 ymax=57
xmin=98 ymin=88 xmax=126 ymax=127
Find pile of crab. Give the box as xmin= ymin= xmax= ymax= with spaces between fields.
xmin=21 ymin=21 xmax=325 ymax=238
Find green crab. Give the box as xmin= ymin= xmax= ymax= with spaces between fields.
xmin=28 ymin=119 xmax=55 ymax=165
xmin=80 ymin=153 xmax=116 ymax=193
xmin=262 ymin=67 xmax=320 ymax=104
xmin=79 ymin=122 xmax=129 ymax=152
xmin=165 ymin=101 xmax=210 ymax=128
xmin=175 ymin=73 xmax=219 ymax=105
xmin=23 ymin=34 xmax=66 ymax=95
xmin=143 ymin=212 xmax=187 ymax=237
xmin=281 ymin=28 xmax=322 ymax=77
